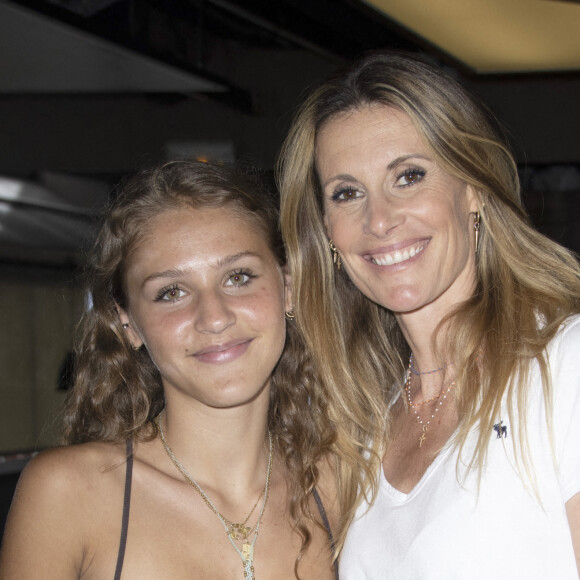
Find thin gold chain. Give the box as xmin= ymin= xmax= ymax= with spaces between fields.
xmin=155 ymin=415 xmax=272 ymax=539
xmin=405 ymin=357 xmax=456 ymax=448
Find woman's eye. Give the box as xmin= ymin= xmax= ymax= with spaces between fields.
xmin=155 ymin=285 xmax=186 ymax=302
xmin=396 ymin=168 xmax=425 ymax=187
xmin=225 ymin=269 xmax=255 ymax=287
xmin=331 ymin=186 xmax=362 ymax=202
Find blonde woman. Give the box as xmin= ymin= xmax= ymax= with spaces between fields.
xmin=278 ymin=51 xmax=580 ymax=578
xmin=0 ymin=161 xmax=338 ymax=579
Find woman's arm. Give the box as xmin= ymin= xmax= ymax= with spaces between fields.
xmin=0 ymin=449 xmax=85 ymax=579
xmin=566 ymin=492 xmax=580 ymax=576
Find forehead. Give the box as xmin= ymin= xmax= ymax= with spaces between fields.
xmin=137 ymin=201 xmax=262 ymax=241
xmin=316 ymin=105 xmax=424 ymax=159
xmin=126 ymin=205 xmax=271 ymax=269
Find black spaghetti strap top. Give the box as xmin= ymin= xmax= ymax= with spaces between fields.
xmin=113 ymin=439 xmax=133 ymax=580
xmin=114 ymin=440 xmax=338 ymax=579
xmin=312 ymin=487 xmax=340 ymax=579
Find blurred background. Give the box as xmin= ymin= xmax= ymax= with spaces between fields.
xmin=1 ymin=0 xmax=579 ymax=529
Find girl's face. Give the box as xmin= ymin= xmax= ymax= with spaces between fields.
xmin=118 ymin=205 xmax=291 ymax=411
xmin=316 ymin=104 xmax=478 ymax=320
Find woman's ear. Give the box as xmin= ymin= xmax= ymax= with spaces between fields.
xmin=282 ymin=266 xmax=293 ymax=315
xmin=116 ymin=304 xmax=144 ymax=350
xmin=466 ymin=185 xmax=480 ymax=213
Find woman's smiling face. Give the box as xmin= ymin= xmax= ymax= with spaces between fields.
xmin=118 ymin=204 xmax=291 ymax=410
xmin=316 ymin=104 xmax=478 ymax=318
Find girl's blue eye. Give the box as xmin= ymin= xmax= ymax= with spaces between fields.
xmin=331 ymin=186 xmax=362 ymax=202
xmin=155 ymin=285 xmax=186 ymax=302
xmin=397 ymin=168 xmax=425 ymax=187
xmin=225 ymin=269 xmax=255 ymax=287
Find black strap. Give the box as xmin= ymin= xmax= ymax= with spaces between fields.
xmin=312 ymin=487 xmax=339 ymax=580
xmin=114 ymin=439 xmax=133 ymax=580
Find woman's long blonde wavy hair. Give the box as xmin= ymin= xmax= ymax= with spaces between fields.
xmin=63 ymin=160 xmax=337 ymax=576
xmin=277 ymin=51 xmax=580 ymax=548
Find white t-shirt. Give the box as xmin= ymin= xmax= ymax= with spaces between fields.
xmin=340 ymin=315 xmax=580 ymax=580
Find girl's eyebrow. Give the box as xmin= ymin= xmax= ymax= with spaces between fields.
xmin=215 ymin=251 xmax=261 ymax=269
xmin=140 ymin=251 xmax=261 ymax=288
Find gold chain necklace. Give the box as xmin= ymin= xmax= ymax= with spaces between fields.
xmin=404 ymin=356 xmax=455 ymax=448
xmin=156 ymin=415 xmax=273 ymax=580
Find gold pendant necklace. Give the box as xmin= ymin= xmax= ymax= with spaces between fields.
xmin=156 ymin=415 xmax=272 ymax=579
xmin=404 ymin=355 xmax=455 ymax=448
xmin=222 ymin=491 xmax=263 ymax=541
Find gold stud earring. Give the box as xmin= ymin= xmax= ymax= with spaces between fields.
xmin=328 ymin=239 xmax=342 ymax=270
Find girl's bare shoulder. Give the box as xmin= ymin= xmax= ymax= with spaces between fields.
xmin=0 ymin=441 xmax=130 ymax=579
xmin=18 ymin=441 xmax=129 ymax=497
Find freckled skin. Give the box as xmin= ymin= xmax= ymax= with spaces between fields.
xmin=316 ymin=105 xmax=479 ymax=323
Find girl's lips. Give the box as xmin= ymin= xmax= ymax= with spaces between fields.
xmin=193 ymin=339 xmax=253 ymax=364
xmin=366 ymin=240 xmax=429 ymax=266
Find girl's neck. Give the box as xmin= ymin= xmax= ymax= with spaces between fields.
xmin=159 ymin=399 xmax=272 ymax=494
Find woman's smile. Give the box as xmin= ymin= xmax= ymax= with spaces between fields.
xmin=365 ymin=239 xmax=429 ymax=267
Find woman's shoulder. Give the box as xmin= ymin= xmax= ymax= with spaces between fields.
xmin=546 ymin=314 xmax=580 ymax=361
xmin=555 ymin=313 xmax=580 ymax=339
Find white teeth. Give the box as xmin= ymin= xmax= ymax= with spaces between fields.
xmin=371 ymin=244 xmax=425 ymax=266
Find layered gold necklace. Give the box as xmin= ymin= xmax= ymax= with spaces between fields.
xmin=156 ymin=415 xmax=273 ymax=579
xmin=405 ymin=355 xmax=456 ymax=448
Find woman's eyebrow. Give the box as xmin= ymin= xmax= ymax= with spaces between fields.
xmin=386 ymin=154 xmax=431 ymax=170
xmin=321 ymin=154 xmax=432 ymax=188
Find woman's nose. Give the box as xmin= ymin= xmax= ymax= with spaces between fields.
xmin=363 ymin=192 xmax=402 ymax=238
xmin=193 ymin=291 xmax=236 ymax=334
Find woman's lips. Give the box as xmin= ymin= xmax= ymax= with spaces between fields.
xmin=192 ymin=338 xmax=253 ymax=364
xmin=367 ymin=240 xmax=428 ymax=266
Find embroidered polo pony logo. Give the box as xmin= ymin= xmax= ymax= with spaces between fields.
xmin=493 ymin=421 xmax=508 ymax=439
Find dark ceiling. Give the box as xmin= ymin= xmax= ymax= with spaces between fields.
xmin=0 ymin=0 xmax=579 ymax=261
xmin=7 ymin=0 xmax=434 ymax=111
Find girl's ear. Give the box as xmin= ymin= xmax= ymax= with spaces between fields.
xmin=116 ymin=304 xmax=144 ymax=350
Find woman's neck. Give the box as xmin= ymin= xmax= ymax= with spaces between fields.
xmin=396 ymin=311 xmax=455 ymax=401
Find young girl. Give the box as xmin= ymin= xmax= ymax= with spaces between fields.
xmin=0 ymin=161 xmax=338 ymax=579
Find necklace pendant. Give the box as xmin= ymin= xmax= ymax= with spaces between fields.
xmin=229 ymin=523 xmax=251 ymax=541
xmin=419 ymin=425 xmax=427 ymax=448
xmin=242 ymin=543 xmax=253 ymax=560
